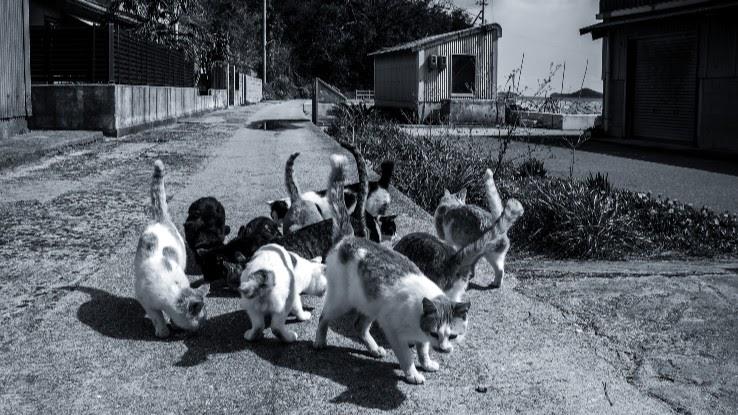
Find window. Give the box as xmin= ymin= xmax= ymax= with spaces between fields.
xmin=451 ymin=55 xmax=475 ymax=94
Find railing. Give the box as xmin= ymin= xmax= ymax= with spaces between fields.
xmin=312 ymin=78 xmax=348 ymax=126
xmin=355 ymin=89 xmax=375 ymax=101
xmin=31 ymin=24 xmax=195 ymax=87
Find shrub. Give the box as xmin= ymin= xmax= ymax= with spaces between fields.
xmin=517 ymin=158 xmax=547 ymax=179
xmin=584 ymin=172 xmax=613 ymax=194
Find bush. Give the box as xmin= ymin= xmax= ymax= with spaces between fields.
xmin=328 ymin=107 xmax=738 ymax=259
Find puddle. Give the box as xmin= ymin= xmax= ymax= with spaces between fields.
xmin=247 ymin=119 xmax=307 ymax=131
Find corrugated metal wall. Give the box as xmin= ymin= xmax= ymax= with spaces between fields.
xmin=0 ymin=0 xmax=32 ymax=119
xmin=374 ymin=53 xmax=417 ymax=108
xmin=420 ymin=30 xmax=498 ymax=103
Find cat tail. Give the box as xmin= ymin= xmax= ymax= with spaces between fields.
xmin=451 ymin=198 xmax=524 ymax=267
xmin=327 ymin=154 xmax=354 ymax=244
xmin=150 ymin=159 xmax=170 ymax=223
xmin=337 ymin=141 xmax=368 ymax=238
xmin=378 ymin=160 xmax=395 ymax=189
xmin=484 ymin=169 xmax=504 ymax=219
xmin=285 ymin=152 xmax=302 ymax=203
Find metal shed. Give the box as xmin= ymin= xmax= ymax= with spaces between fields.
xmin=369 ymin=24 xmax=502 ymax=123
xmin=0 ymin=0 xmax=32 ymax=139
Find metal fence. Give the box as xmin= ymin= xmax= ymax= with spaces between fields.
xmin=30 ymin=24 xmax=195 ymax=87
xmin=312 ymin=77 xmax=348 ymax=126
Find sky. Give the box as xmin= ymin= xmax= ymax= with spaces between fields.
xmin=451 ymin=0 xmax=602 ymax=94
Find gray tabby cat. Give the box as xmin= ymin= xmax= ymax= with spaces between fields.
xmin=395 ymin=199 xmax=523 ymax=301
xmin=434 ymin=169 xmax=513 ymax=288
xmin=314 ymin=153 xmax=470 ymax=385
xmin=282 ymin=152 xmax=325 ymax=234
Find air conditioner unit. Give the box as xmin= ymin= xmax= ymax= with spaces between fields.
xmin=428 ymin=55 xmax=438 ymax=70
xmin=437 ymin=56 xmax=447 ymax=70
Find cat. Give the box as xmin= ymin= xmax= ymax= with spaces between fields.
xmin=238 ymin=154 xmax=349 ymax=342
xmin=183 ymin=196 xmax=231 ymax=272
xmin=268 ymin=158 xmax=396 ymax=242
xmin=434 ymin=169 xmax=514 ymax=288
xmin=394 ymin=199 xmax=524 ymax=301
xmin=134 ymin=160 xmax=209 ymax=338
xmin=314 ymin=156 xmax=470 ymax=385
xmin=281 ymin=152 xmax=325 ymax=234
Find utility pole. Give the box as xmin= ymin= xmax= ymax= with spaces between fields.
xmin=263 ymin=0 xmax=267 ymax=83
xmin=475 ymin=0 xmax=489 ymax=25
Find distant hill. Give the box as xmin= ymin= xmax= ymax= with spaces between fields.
xmin=551 ymin=88 xmax=603 ymax=99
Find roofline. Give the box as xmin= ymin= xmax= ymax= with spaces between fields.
xmin=581 ymin=0 xmax=738 ymax=38
xmin=368 ymin=23 xmax=501 ymax=57
xmin=66 ymin=0 xmax=140 ymax=25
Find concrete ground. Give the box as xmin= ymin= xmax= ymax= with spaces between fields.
xmin=1 ymin=100 xmax=736 ymax=414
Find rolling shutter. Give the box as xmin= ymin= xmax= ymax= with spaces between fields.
xmin=630 ymin=34 xmax=698 ymax=143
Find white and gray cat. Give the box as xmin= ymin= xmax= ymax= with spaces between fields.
xmin=434 ymin=169 xmax=513 ymax=288
xmin=314 ymin=156 xmax=470 ymax=385
xmin=237 ymin=154 xmax=350 ymax=342
xmin=134 ymin=160 xmax=209 ymax=338
xmin=281 ymin=152 xmax=326 ymax=234
xmin=395 ymin=198 xmax=523 ymax=301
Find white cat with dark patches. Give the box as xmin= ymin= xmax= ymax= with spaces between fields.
xmin=281 ymin=152 xmax=325 ymax=233
xmin=134 ymin=160 xmax=209 ymax=338
xmin=434 ymin=169 xmax=514 ymax=288
xmin=315 ymin=153 xmax=470 ymax=385
xmin=237 ymin=154 xmax=349 ymax=342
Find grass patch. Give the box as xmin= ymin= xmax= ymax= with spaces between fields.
xmin=327 ymin=106 xmax=738 ymax=260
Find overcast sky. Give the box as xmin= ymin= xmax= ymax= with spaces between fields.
xmin=451 ymin=0 xmax=602 ymax=94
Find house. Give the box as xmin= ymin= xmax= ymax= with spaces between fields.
xmin=25 ymin=0 xmax=261 ymax=136
xmin=369 ymin=24 xmax=502 ymax=124
xmin=581 ymin=0 xmax=738 ymax=154
xmin=0 ymin=0 xmax=32 ymax=139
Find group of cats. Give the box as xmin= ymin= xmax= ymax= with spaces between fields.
xmin=133 ymin=141 xmax=523 ymax=385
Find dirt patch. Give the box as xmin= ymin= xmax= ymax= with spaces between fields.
xmin=515 ymin=270 xmax=738 ymax=414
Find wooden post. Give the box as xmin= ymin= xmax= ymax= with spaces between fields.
xmin=312 ymin=78 xmax=318 ymax=124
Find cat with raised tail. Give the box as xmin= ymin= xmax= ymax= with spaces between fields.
xmin=395 ymin=199 xmax=524 ymax=301
xmin=434 ymin=169 xmax=515 ymax=288
xmin=133 ymin=160 xmax=209 ymax=338
xmin=237 ymin=154 xmax=350 ymax=342
xmin=281 ymin=152 xmax=325 ymax=234
xmin=315 ymin=155 xmax=470 ymax=385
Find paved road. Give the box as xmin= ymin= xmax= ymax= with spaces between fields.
xmin=1 ymin=100 xmax=735 ymax=414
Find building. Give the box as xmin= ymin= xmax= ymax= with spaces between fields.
xmin=0 ymin=0 xmax=32 ymax=139
xmin=369 ymin=24 xmax=502 ymax=124
xmin=581 ymin=0 xmax=738 ymax=154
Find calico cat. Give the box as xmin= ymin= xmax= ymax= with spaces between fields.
xmin=238 ymin=154 xmax=348 ymax=342
xmin=134 ymin=160 xmax=209 ymax=338
xmin=394 ymin=199 xmax=524 ymax=301
xmin=282 ymin=152 xmax=325 ymax=233
xmin=434 ymin=169 xmax=514 ymax=288
xmin=314 ymin=157 xmax=469 ymax=385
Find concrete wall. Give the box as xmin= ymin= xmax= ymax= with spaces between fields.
xmin=243 ymin=75 xmax=263 ymax=104
xmin=511 ymin=111 xmax=599 ymax=130
xmin=30 ymin=84 xmax=227 ymax=136
xmin=437 ymin=99 xmax=504 ymax=125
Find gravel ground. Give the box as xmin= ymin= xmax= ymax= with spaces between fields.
xmin=0 ymin=100 xmax=734 ymax=414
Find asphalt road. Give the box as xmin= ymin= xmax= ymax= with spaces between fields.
xmin=0 ymin=100 xmax=733 ymax=414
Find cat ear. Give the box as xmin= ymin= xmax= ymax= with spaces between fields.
xmin=421 ymin=298 xmax=437 ymax=316
xmin=310 ymin=256 xmax=322 ymax=263
xmin=224 ymin=225 xmax=231 ymax=236
xmin=270 ymin=210 xmax=280 ymax=221
xmin=457 ymin=188 xmax=467 ymax=203
xmin=453 ymin=301 xmax=471 ymax=318
xmin=443 ymin=189 xmax=451 ymax=197
xmin=189 ymin=299 xmax=204 ymax=316
xmin=197 ymin=283 xmax=210 ymax=297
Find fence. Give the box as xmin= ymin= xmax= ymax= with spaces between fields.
xmin=30 ymin=24 xmax=194 ymax=87
xmin=312 ymin=78 xmax=348 ymax=126
xmin=355 ymin=89 xmax=375 ymax=101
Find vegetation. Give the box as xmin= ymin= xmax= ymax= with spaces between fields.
xmin=328 ymin=105 xmax=738 ymax=260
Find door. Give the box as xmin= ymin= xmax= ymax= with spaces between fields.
xmin=628 ymin=33 xmax=698 ymax=143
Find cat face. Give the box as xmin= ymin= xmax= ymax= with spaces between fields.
xmin=420 ymin=297 xmax=470 ymax=353
xmin=439 ymin=188 xmax=467 ymax=208
xmin=267 ymin=200 xmax=290 ymax=223
xmin=239 ymin=269 xmax=275 ymax=299
xmin=184 ymin=197 xmax=230 ymax=253
xmin=198 ymin=248 xmax=249 ymax=287
xmin=171 ymin=284 xmax=210 ymax=331
xmin=379 ymin=215 xmax=398 ymax=241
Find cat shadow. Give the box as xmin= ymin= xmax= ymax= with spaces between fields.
xmin=467 ymin=282 xmax=498 ymax=291
xmin=177 ymin=310 xmax=405 ymax=410
xmin=71 ymin=286 xmax=181 ymax=342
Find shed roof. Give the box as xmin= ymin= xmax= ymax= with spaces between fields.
xmin=368 ymin=23 xmax=501 ymax=57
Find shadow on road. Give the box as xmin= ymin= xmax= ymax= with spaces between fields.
xmin=179 ymin=310 xmax=406 ymax=410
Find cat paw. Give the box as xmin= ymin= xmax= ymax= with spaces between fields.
xmin=278 ymin=330 xmax=298 ymax=343
xmin=154 ymin=326 xmax=170 ymax=339
xmin=369 ymin=346 xmax=387 ymax=359
xmin=421 ymin=359 xmax=440 ymax=372
xmin=244 ymin=329 xmax=264 ymax=341
xmin=405 ymin=371 xmax=426 ymax=385
xmin=294 ymin=311 xmax=312 ymax=321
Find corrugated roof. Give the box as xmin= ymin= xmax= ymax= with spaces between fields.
xmin=368 ymin=23 xmax=501 ymax=57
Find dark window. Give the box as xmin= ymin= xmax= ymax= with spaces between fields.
xmin=451 ymin=55 xmax=475 ymax=94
